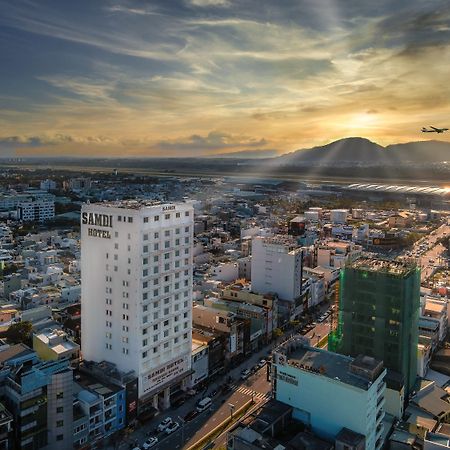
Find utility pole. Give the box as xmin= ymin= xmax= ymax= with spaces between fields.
xmin=228 ymin=403 xmax=235 ymax=420
xmin=178 ymin=416 xmax=185 ymax=446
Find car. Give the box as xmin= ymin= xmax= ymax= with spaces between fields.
xmin=142 ymin=437 xmax=158 ymax=449
xmin=165 ymin=421 xmax=180 ymax=435
xmin=241 ymin=369 xmax=251 ymax=380
xmin=258 ymin=359 xmax=266 ymax=369
xmin=311 ymin=322 xmax=317 ymax=327
xmin=184 ymin=409 xmax=199 ymax=422
xmin=157 ymin=417 xmax=173 ymax=432
xmin=221 ymin=384 xmax=231 ymax=394
xmin=171 ymin=396 xmax=186 ymax=408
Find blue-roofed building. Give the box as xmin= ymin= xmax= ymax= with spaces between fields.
xmin=272 ymin=338 xmax=386 ymax=450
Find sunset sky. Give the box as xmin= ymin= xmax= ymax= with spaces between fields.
xmin=1 ymin=0 xmax=449 ymax=157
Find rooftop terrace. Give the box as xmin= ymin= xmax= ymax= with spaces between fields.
xmin=350 ymin=257 xmax=417 ymax=277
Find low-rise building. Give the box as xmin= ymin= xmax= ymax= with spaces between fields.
xmin=272 ymin=338 xmax=386 ymax=450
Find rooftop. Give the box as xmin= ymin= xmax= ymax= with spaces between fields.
xmin=350 ymin=257 xmax=417 ymax=277
xmin=275 ymin=340 xmax=384 ymax=391
xmin=86 ymin=199 xmax=191 ymax=210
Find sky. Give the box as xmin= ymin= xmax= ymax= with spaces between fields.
xmin=0 ymin=0 xmax=450 ymax=158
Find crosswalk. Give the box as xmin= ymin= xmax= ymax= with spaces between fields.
xmin=234 ymin=386 xmax=272 ymax=400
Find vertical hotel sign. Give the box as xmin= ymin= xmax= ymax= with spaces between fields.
xmin=82 ymin=212 xmax=113 ymax=239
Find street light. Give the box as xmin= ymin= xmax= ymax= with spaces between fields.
xmin=228 ymin=403 xmax=235 ymax=420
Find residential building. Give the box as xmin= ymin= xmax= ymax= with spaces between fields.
xmin=272 ymin=338 xmax=386 ymax=450
xmin=0 ymin=402 xmax=13 ymax=450
xmin=81 ymin=201 xmax=194 ymax=411
xmin=329 ymin=258 xmax=420 ymax=395
xmin=17 ymin=195 xmax=55 ymax=223
xmin=0 ymin=344 xmax=73 ymax=450
xmin=32 ymin=327 xmax=80 ymax=363
xmin=251 ymin=236 xmax=303 ymax=307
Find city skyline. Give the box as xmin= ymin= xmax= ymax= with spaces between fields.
xmin=1 ymin=0 xmax=450 ymax=157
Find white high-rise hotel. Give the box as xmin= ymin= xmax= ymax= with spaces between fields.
xmin=81 ymin=200 xmax=194 ymax=409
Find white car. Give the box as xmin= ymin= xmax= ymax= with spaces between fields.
xmin=165 ymin=421 xmax=180 ymax=435
xmin=157 ymin=417 xmax=173 ymax=432
xmin=241 ymin=369 xmax=251 ymax=380
xmin=142 ymin=437 xmax=158 ymax=449
xmin=258 ymin=359 xmax=266 ymax=369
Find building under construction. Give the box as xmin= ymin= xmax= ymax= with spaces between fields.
xmin=328 ymin=258 xmax=420 ymax=395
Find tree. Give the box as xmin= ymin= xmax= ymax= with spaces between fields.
xmin=4 ymin=321 xmax=33 ymax=345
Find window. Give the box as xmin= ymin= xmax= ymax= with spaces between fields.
xmin=143 ymin=245 xmax=148 ymax=253
xmin=56 ymin=406 xmax=64 ymax=413
xmin=153 ymin=347 xmax=158 ymax=353
xmin=165 ymin=230 xmax=170 ymax=237
xmin=176 ymin=212 xmax=181 ymax=218
xmin=143 ymin=339 xmax=148 ymax=346
xmin=144 ymin=217 xmax=149 ymax=223
xmin=118 ymin=216 xmax=122 ymax=222
xmin=164 ymin=320 xmax=169 ymax=326
xmin=153 ymin=289 xmax=159 ymax=296
xmin=128 ymin=217 xmax=133 ymax=223
xmin=57 ymin=435 xmax=64 ymax=441
xmin=56 ymin=392 xmax=64 ymax=399
xmin=164 ymin=330 xmax=169 ymax=337
xmin=154 ymin=255 xmax=159 ymax=262
xmin=153 ymin=324 xmax=158 ymax=330
xmin=143 ymin=315 xmax=148 ymax=323
xmin=164 ymin=253 xmax=170 ymax=260
xmin=185 ymin=226 xmax=190 ymax=232
xmin=143 ymin=304 xmax=148 ymax=312
xmin=143 ymin=327 xmax=148 ymax=335
xmin=153 ymin=335 xmax=158 ymax=342
xmin=164 ymin=307 xmax=169 ymax=315
xmin=154 ymin=243 xmax=159 ymax=251
xmin=143 ymin=351 xmax=148 ymax=358
xmin=154 ymin=215 xmax=159 ymax=221
xmin=165 ymin=213 xmax=170 ymax=220
xmin=185 ymin=211 xmax=190 ymax=216
xmin=175 ymin=228 xmax=180 ymax=234
xmin=165 ymin=241 xmax=170 ymax=248
xmin=164 ymin=342 xmax=169 ymax=348
xmin=154 ymin=232 xmax=159 ymax=238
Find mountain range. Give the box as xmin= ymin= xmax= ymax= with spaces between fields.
xmin=275 ymin=138 xmax=450 ymax=166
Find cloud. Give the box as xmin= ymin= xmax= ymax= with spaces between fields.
xmin=189 ymin=0 xmax=231 ymax=7
xmin=155 ymin=131 xmax=268 ymax=153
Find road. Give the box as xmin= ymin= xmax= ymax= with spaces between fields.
xmin=107 ymin=305 xmax=332 ymax=450
xmin=402 ymin=223 xmax=450 ymax=282
xmin=109 ymin=347 xmax=272 ymax=450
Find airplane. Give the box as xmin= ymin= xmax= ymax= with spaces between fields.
xmin=421 ymin=126 xmax=449 ymax=133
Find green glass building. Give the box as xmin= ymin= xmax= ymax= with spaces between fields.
xmin=329 ymin=258 xmax=420 ymax=395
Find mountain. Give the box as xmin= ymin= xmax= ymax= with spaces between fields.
xmin=205 ymin=149 xmax=278 ymax=159
xmin=276 ymin=137 xmax=450 ymax=166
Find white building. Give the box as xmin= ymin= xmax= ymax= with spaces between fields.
xmin=330 ymin=209 xmax=348 ymax=224
xmin=251 ymin=236 xmax=303 ymax=302
xmin=81 ymin=200 xmax=194 ymax=410
xmin=40 ymin=179 xmax=57 ymax=191
xmin=18 ymin=197 xmax=55 ymax=222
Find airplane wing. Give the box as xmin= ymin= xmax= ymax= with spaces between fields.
xmin=430 ymin=126 xmax=439 ymax=131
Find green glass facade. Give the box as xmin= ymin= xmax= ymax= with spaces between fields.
xmin=329 ymin=259 xmax=420 ymax=395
